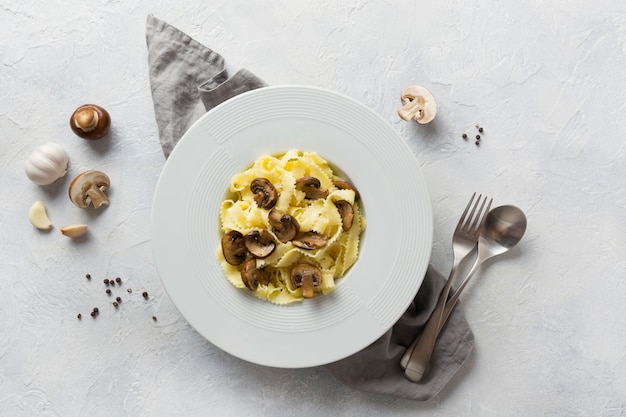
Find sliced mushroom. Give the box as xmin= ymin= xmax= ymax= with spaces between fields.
xmin=333 ymin=180 xmax=360 ymax=201
xmin=292 ymin=232 xmax=328 ymax=250
xmin=241 ymin=258 xmax=270 ymax=291
xmin=290 ymin=263 xmax=323 ymax=299
xmin=268 ymin=208 xmax=300 ymax=243
xmin=221 ymin=230 xmax=247 ymax=265
xmin=334 ymin=200 xmax=354 ymax=231
xmin=250 ymin=178 xmax=278 ymax=209
xmin=397 ymin=86 xmax=437 ymax=124
xmin=68 ymin=170 xmax=111 ymax=209
xmin=244 ymin=230 xmax=276 ymax=258
xmin=70 ymin=104 xmax=111 ymax=139
xmin=295 ymin=176 xmax=328 ymax=199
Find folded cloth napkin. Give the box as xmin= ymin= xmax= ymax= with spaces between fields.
xmin=145 ymin=15 xmax=473 ymax=401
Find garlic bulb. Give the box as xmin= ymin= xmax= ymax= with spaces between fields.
xmin=24 ymin=143 xmax=69 ymax=185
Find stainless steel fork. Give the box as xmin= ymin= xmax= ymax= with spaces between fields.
xmin=400 ymin=193 xmax=492 ymax=382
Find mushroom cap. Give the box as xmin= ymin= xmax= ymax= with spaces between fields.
xmin=268 ymin=208 xmax=300 ymax=243
xmin=334 ymin=200 xmax=354 ymax=231
xmin=221 ymin=230 xmax=247 ymax=265
xmin=68 ymin=170 xmax=111 ymax=209
xmin=290 ymin=263 xmax=323 ymax=298
xmin=241 ymin=258 xmax=270 ymax=291
xmin=250 ymin=177 xmax=279 ymax=209
xmin=399 ymin=85 xmax=437 ymax=124
xmin=244 ymin=230 xmax=276 ymax=258
xmin=70 ymin=104 xmax=111 ymax=140
xmin=292 ymin=231 xmax=328 ymax=250
xmin=295 ymin=176 xmax=329 ymax=199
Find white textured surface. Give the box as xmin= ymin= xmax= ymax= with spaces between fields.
xmin=1 ymin=1 xmax=625 ymax=415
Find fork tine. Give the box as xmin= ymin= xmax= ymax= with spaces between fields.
xmin=469 ymin=196 xmax=493 ymax=236
xmin=477 ymin=198 xmax=493 ymax=232
xmin=456 ymin=192 xmax=476 ymax=231
xmin=461 ymin=193 xmax=482 ymax=232
xmin=468 ymin=195 xmax=487 ymax=234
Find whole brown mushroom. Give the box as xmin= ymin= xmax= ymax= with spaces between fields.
xmin=70 ymin=104 xmax=111 ymax=140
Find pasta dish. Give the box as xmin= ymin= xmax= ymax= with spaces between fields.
xmin=217 ymin=150 xmax=365 ymax=304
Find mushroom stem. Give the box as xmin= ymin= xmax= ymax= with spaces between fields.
xmin=301 ymin=275 xmax=315 ymax=299
xmin=86 ymin=186 xmax=110 ymax=208
xmin=74 ymin=108 xmax=99 ymax=132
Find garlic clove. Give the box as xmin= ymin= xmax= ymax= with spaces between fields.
xmin=29 ymin=200 xmax=53 ymax=230
xmin=60 ymin=224 xmax=88 ymax=238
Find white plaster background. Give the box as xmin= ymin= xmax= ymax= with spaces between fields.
xmin=1 ymin=0 xmax=625 ymax=416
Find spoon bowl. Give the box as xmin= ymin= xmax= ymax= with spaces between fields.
xmin=478 ymin=205 xmax=527 ymax=260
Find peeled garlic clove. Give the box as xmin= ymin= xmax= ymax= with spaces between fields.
xmin=29 ymin=200 xmax=53 ymax=230
xmin=60 ymin=224 xmax=88 ymax=238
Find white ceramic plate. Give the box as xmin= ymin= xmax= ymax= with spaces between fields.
xmin=151 ymin=85 xmax=433 ymax=368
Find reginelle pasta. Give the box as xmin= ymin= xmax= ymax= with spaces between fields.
xmin=217 ymin=150 xmax=365 ymax=305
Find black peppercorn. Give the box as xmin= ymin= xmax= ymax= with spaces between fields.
xmin=116 ymin=297 xmax=121 ymax=303
xmin=77 ymin=313 xmax=82 ymax=319
xmin=142 ymin=291 xmax=148 ymax=298
xmin=152 ymin=316 xmax=157 ymax=322
xmin=478 ymin=127 xmax=484 ymax=133
xmin=104 ymin=278 xmax=110 ymax=285
xmin=115 ymin=277 xmax=121 ymax=283
xmin=90 ymin=311 xmax=96 ymax=317
xmin=476 ymin=134 xmax=481 ymax=140
xmin=113 ymin=301 xmax=119 ymax=308
xmin=462 ymin=133 xmax=467 ymax=139
xmin=85 ymin=274 xmax=91 ymax=279
xmin=93 ymin=307 xmax=99 ymax=313
xmin=475 ymin=140 xmax=480 ymax=146
xmin=106 ymin=289 xmax=111 ymax=295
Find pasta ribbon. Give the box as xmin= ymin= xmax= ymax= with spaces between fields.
xmin=218 ymin=150 xmax=365 ymax=304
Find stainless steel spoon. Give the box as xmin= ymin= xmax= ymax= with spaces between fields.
xmin=404 ymin=205 xmax=528 ymax=382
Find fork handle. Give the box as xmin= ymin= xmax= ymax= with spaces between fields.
xmin=399 ymin=261 xmax=460 ymax=370
xmin=404 ymin=256 xmax=483 ymax=382
xmin=403 ymin=284 xmax=449 ymax=381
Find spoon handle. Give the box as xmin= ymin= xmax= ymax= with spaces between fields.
xmin=440 ymin=260 xmax=483 ymax=330
xmin=404 ymin=257 xmax=483 ymax=382
xmin=400 ymin=259 xmax=461 ymax=370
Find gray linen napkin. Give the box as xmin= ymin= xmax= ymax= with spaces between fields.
xmin=145 ymin=15 xmax=473 ymax=401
